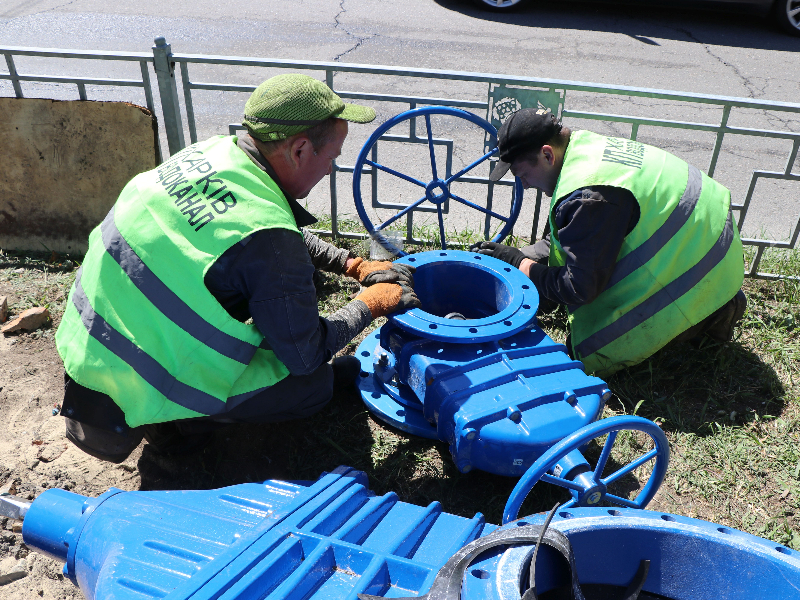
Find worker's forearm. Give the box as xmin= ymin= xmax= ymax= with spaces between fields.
xmin=303 ymin=229 xmax=351 ymax=274
xmin=324 ymin=300 xmax=373 ymax=356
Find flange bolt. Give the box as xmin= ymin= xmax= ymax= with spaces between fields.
xmin=506 ymin=406 xmax=522 ymax=423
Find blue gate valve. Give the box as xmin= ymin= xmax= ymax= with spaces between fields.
xmin=13 ymin=466 xmax=800 ymax=600
xmin=355 ymin=250 xmax=669 ymax=510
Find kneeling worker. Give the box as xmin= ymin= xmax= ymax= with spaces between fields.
xmin=473 ymin=108 xmax=746 ymax=376
xmin=56 ymin=74 xmax=420 ymax=462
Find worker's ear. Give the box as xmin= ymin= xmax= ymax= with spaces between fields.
xmin=287 ymin=135 xmax=313 ymax=170
xmin=541 ymin=145 xmax=556 ymax=167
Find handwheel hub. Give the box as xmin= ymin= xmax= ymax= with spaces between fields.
xmin=569 ymin=470 xmax=607 ymax=507
xmin=425 ymin=179 xmax=450 ymax=204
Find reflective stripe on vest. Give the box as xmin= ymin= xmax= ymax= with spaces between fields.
xmin=56 ymin=135 xmax=297 ymax=425
xmin=548 ymin=131 xmax=743 ymax=375
xmin=70 ymin=268 xmax=228 ymax=416
xmin=100 ymin=206 xmax=259 ymax=365
xmin=574 ymin=208 xmax=735 ymax=359
xmin=602 ymin=164 xmax=703 ymax=291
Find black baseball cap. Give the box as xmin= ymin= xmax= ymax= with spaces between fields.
xmin=489 ymin=108 xmax=563 ymax=181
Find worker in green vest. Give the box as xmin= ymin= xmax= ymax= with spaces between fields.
xmin=55 ymin=74 xmax=420 ymax=463
xmin=472 ymin=108 xmax=746 ymax=376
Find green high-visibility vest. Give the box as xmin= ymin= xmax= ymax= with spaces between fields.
xmin=56 ymin=136 xmax=299 ymax=427
xmin=548 ymin=131 xmax=743 ymax=376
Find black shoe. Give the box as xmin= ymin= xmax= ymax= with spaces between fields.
xmin=331 ymin=356 xmax=362 ymax=390
xmin=705 ymin=290 xmax=747 ymax=342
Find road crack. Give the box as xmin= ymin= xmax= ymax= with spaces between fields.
xmin=676 ymin=27 xmax=765 ymax=99
xmin=332 ymin=0 xmax=377 ymax=63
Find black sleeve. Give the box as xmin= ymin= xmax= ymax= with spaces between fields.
xmin=219 ymin=228 xmax=368 ymax=376
xmin=303 ymin=229 xmax=351 ymax=274
xmin=527 ymin=186 xmax=639 ymax=306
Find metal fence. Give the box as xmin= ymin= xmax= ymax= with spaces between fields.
xmin=3 ymin=37 xmax=799 ymax=281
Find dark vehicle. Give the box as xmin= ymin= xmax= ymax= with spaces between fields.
xmin=471 ymin=0 xmax=800 ymax=37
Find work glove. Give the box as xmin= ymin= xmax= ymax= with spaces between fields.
xmin=355 ymin=282 xmax=421 ymax=319
xmin=345 ymin=257 xmax=416 ymax=287
xmin=469 ymin=241 xmax=526 ymax=269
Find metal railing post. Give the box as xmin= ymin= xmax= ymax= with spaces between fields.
xmin=4 ymin=53 xmax=23 ymax=97
xmin=152 ymin=36 xmax=185 ymax=155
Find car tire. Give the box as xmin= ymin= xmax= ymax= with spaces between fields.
xmin=774 ymin=0 xmax=800 ymax=36
xmin=471 ymin=0 xmax=530 ymax=11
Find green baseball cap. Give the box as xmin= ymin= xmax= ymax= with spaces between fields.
xmin=243 ymin=74 xmax=376 ymax=141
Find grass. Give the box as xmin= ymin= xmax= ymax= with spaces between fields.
xmin=2 ymin=233 xmax=799 ymax=550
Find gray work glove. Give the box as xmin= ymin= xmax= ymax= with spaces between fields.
xmin=469 ymin=241 xmax=526 ymax=268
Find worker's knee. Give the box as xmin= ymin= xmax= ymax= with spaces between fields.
xmin=64 ymin=418 xmax=144 ymax=463
xmin=223 ymin=362 xmax=335 ymax=423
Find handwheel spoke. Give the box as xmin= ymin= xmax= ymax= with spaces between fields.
xmin=601 ymin=448 xmax=658 ymax=486
xmin=437 ymin=205 xmax=447 ymax=250
xmin=425 ymin=114 xmax=439 ymax=180
xmin=559 ymin=498 xmax=578 ymax=509
xmin=594 ymin=431 xmax=618 ymax=478
xmin=376 ymin=195 xmax=427 ymax=231
xmin=604 ymin=494 xmax=640 ymax=509
xmin=445 ymin=148 xmax=498 ymax=185
xmin=365 ymin=159 xmax=427 ymax=188
xmin=449 ymin=193 xmax=509 ymax=222
xmin=539 ymin=473 xmax=586 ymax=493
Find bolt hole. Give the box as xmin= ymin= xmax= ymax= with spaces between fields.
xmin=360 ymin=372 xmax=368 ymax=378
xmin=469 ymin=327 xmax=478 ymax=333
xmin=440 ymin=252 xmax=447 ymax=256
xmin=408 ymin=257 xmax=416 ymax=262
xmin=471 ymin=569 xmax=489 ymax=580
xmin=776 ymin=546 xmax=792 ymax=554
xmin=371 ymin=392 xmax=381 ymax=399
xmin=717 ymin=527 xmax=731 ymax=534
xmin=559 ymin=512 xmax=574 ymax=519
xmin=523 ymin=304 xmax=530 ymax=310
xmin=522 ymin=284 xmax=529 ymax=289
xmin=660 ymin=515 xmax=676 ymax=522
xmin=504 ymin=320 xmax=512 ymax=326
xmin=474 ymin=255 xmax=482 ymax=260
xmin=608 ymin=510 xmax=622 ymax=516
xmin=504 ymin=267 xmax=511 ymax=272
xmin=396 ymin=409 xmax=405 ymax=417
xmin=516 ymin=521 xmax=529 ymax=526
xmin=429 ymin=324 xmax=438 ymax=329
xmin=361 ymin=351 xmax=370 ymax=357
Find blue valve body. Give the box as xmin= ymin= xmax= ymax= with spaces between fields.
xmin=356 ymin=250 xmax=608 ymax=476
xmin=21 ymin=467 xmax=800 ymax=600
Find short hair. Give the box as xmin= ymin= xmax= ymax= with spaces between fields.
xmin=249 ymin=118 xmax=342 ymax=157
xmin=517 ymin=127 xmax=571 ymax=165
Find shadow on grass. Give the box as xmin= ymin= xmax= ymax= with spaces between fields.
xmin=135 ymin=383 xmax=573 ymax=524
xmin=607 ymin=337 xmax=786 ymax=436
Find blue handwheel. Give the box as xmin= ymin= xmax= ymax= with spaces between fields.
xmin=503 ymin=416 xmax=670 ymax=524
xmin=352 ymin=107 xmax=524 ymax=256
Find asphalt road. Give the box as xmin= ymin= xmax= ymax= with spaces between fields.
xmin=2 ymin=0 xmax=799 ymax=241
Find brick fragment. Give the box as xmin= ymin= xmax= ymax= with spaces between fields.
xmin=1 ymin=307 xmax=50 ymax=334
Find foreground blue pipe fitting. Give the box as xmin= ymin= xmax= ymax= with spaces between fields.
xmin=22 ymin=467 xmax=800 ymax=600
